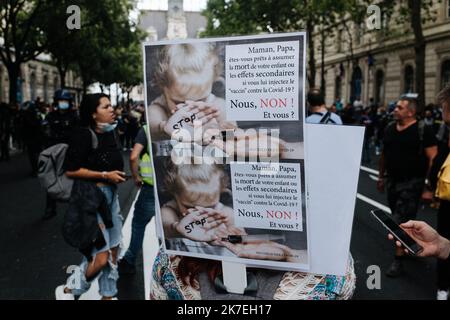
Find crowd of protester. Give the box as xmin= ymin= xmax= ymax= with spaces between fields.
xmin=0 ymin=92 xmax=146 ymax=170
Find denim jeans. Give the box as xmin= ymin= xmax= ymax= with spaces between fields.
xmin=123 ymin=183 xmax=155 ymax=265
xmin=65 ymin=185 xmax=122 ymax=297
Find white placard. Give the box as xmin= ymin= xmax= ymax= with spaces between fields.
xmin=230 ymin=162 xmax=302 ymax=231
xmin=306 ymin=124 xmax=364 ymax=276
xmin=225 ymin=41 xmax=300 ymax=121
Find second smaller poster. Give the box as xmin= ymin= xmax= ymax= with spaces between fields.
xmin=144 ymin=32 xmax=309 ymax=271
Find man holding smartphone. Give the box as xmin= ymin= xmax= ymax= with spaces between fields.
xmin=377 ymin=93 xmax=438 ymax=277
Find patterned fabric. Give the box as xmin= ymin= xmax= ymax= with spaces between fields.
xmin=149 ymin=249 xmax=356 ymax=300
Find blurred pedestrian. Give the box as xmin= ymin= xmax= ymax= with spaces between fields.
xmin=377 ymin=93 xmax=438 ymax=277
xmin=115 ymin=106 xmax=127 ymax=151
xmin=306 ymin=88 xmax=343 ymax=125
xmin=55 ymin=93 xmax=125 ymax=300
xmin=118 ymin=124 xmax=155 ymax=275
xmin=360 ymin=107 xmax=374 ymax=164
xmin=42 ymin=89 xmax=79 ymax=220
xmin=342 ymin=102 xmax=355 ymax=125
xmin=423 ymin=105 xmax=435 ymax=127
xmin=335 ymin=97 xmax=343 ymax=113
xmin=0 ymin=102 xmax=13 ymax=161
xmin=21 ymin=101 xmax=45 ymax=176
xmin=375 ymin=106 xmax=389 ymax=156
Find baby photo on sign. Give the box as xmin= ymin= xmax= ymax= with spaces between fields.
xmin=144 ymin=33 xmax=309 ymax=270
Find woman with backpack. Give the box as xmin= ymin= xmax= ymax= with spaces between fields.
xmin=55 ymin=93 xmax=126 ymax=300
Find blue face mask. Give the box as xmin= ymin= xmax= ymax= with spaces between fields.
xmin=97 ymin=121 xmax=118 ymax=133
xmin=58 ymin=102 xmax=70 ymax=110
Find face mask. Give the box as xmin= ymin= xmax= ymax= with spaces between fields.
xmin=58 ymin=102 xmax=70 ymax=110
xmin=96 ymin=121 xmax=118 ymax=133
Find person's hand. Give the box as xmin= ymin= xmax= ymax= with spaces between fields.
xmin=105 ymin=171 xmax=126 ymax=184
xmin=133 ymin=175 xmax=143 ymax=187
xmin=209 ymin=130 xmax=285 ymax=159
xmin=204 ymin=217 xmax=246 ymax=247
xmin=377 ymin=178 xmax=385 ymax=193
xmin=188 ymin=206 xmax=244 ymax=246
xmin=164 ymin=104 xmax=197 ymax=138
xmin=220 ymin=240 xmax=295 ymax=261
xmin=388 ymin=220 xmax=450 ymax=259
xmin=180 ymin=101 xmax=220 ymax=123
xmin=421 ymin=190 xmax=434 ymax=202
xmin=175 ymin=209 xmax=228 ymax=242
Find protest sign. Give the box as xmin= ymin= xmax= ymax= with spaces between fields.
xmin=143 ymin=32 xmax=309 ymax=271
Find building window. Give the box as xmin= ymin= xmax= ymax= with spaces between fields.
xmin=54 ymin=76 xmax=59 ymax=93
xmin=404 ymin=65 xmax=414 ymax=93
xmin=43 ymin=75 xmax=48 ymax=103
xmin=335 ymin=76 xmax=342 ymax=100
xmin=442 ymin=60 xmax=450 ymax=89
xmin=30 ymin=72 xmax=36 ymax=101
xmin=351 ymin=66 xmax=363 ymax=103
xmin=336 ymin=30 xmax=342 ymax=53
xmin=375 ymin=70 xmax=385 ymax=106
xmin=447 ymin=0 xmax=450 ymax=18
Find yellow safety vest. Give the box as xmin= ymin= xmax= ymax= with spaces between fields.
xmin=139 ymin=125 xmax=154 ymax=186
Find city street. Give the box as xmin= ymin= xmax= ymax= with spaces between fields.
xmin=0 ymin=150 xmax=439 ymax=300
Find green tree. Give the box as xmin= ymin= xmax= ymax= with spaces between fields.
xmin=405 ymin=0 xmax=436 ymax=112
xmin=340 ymin=0 xmax=437 ymax=108
xmin=201 ymin=0 xmax=346 ymax=91
xmin=0 ymin=0 xmax=46 ymax=104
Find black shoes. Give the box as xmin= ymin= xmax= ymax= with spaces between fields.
xmin=386 ymin=259 xmax=404 ymax=278
xmin=118 ymin=259 xmax=136 ymax=275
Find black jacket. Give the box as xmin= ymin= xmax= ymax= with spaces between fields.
xmin=46 ymin=110 xmax=79 ymax=146
xmin=62 ymin=179 xmax=113 ymax=260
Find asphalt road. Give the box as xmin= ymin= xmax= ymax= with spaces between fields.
xmin=0 ymin=151 xmax=440 ymax=300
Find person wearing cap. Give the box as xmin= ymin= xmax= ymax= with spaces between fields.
xmin=42 ymin=89 xmax=79 ymax=220
xmin=377 ymin=93 xmax=438 ymax=277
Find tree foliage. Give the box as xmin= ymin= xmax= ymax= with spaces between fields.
xmin=0 ymin=0 xmax=144 ymax=103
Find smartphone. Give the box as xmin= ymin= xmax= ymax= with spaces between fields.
xmin=370 ymin=209 xmax=423 ymax=255
xmin=124 ymin=174 xmax=133 ymax=180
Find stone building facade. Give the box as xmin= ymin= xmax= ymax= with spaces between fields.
xmin=316 ymin=0 xmax=450 ymax=107
xmin=0 ymin=53 xmax=83 ymax=105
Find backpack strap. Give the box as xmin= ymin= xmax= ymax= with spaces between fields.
xmin=87 ymin=128 xmax=98 ymax=150
xmin=113 ymin=128 xmax=121 ymax=149
xmin=86 ymin=128 xmax=122 ymax=150
xmin=319 ymin=111 xmax=336 ymax=124
xmin=436 ymin=123 xmax=447 ymax=142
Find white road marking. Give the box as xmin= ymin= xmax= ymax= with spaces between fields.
xmin=143 ymin=218 xmax=159 ymax=300
xmin=356 ymin=193 xmax=391 ymax=214
xmin=360 ymin=165 xmax=379 ymax=175
xmin=369 ymin=174 xmax=378 ymax=181
xmin=78 ymin=167 xmax=391 ymax=299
